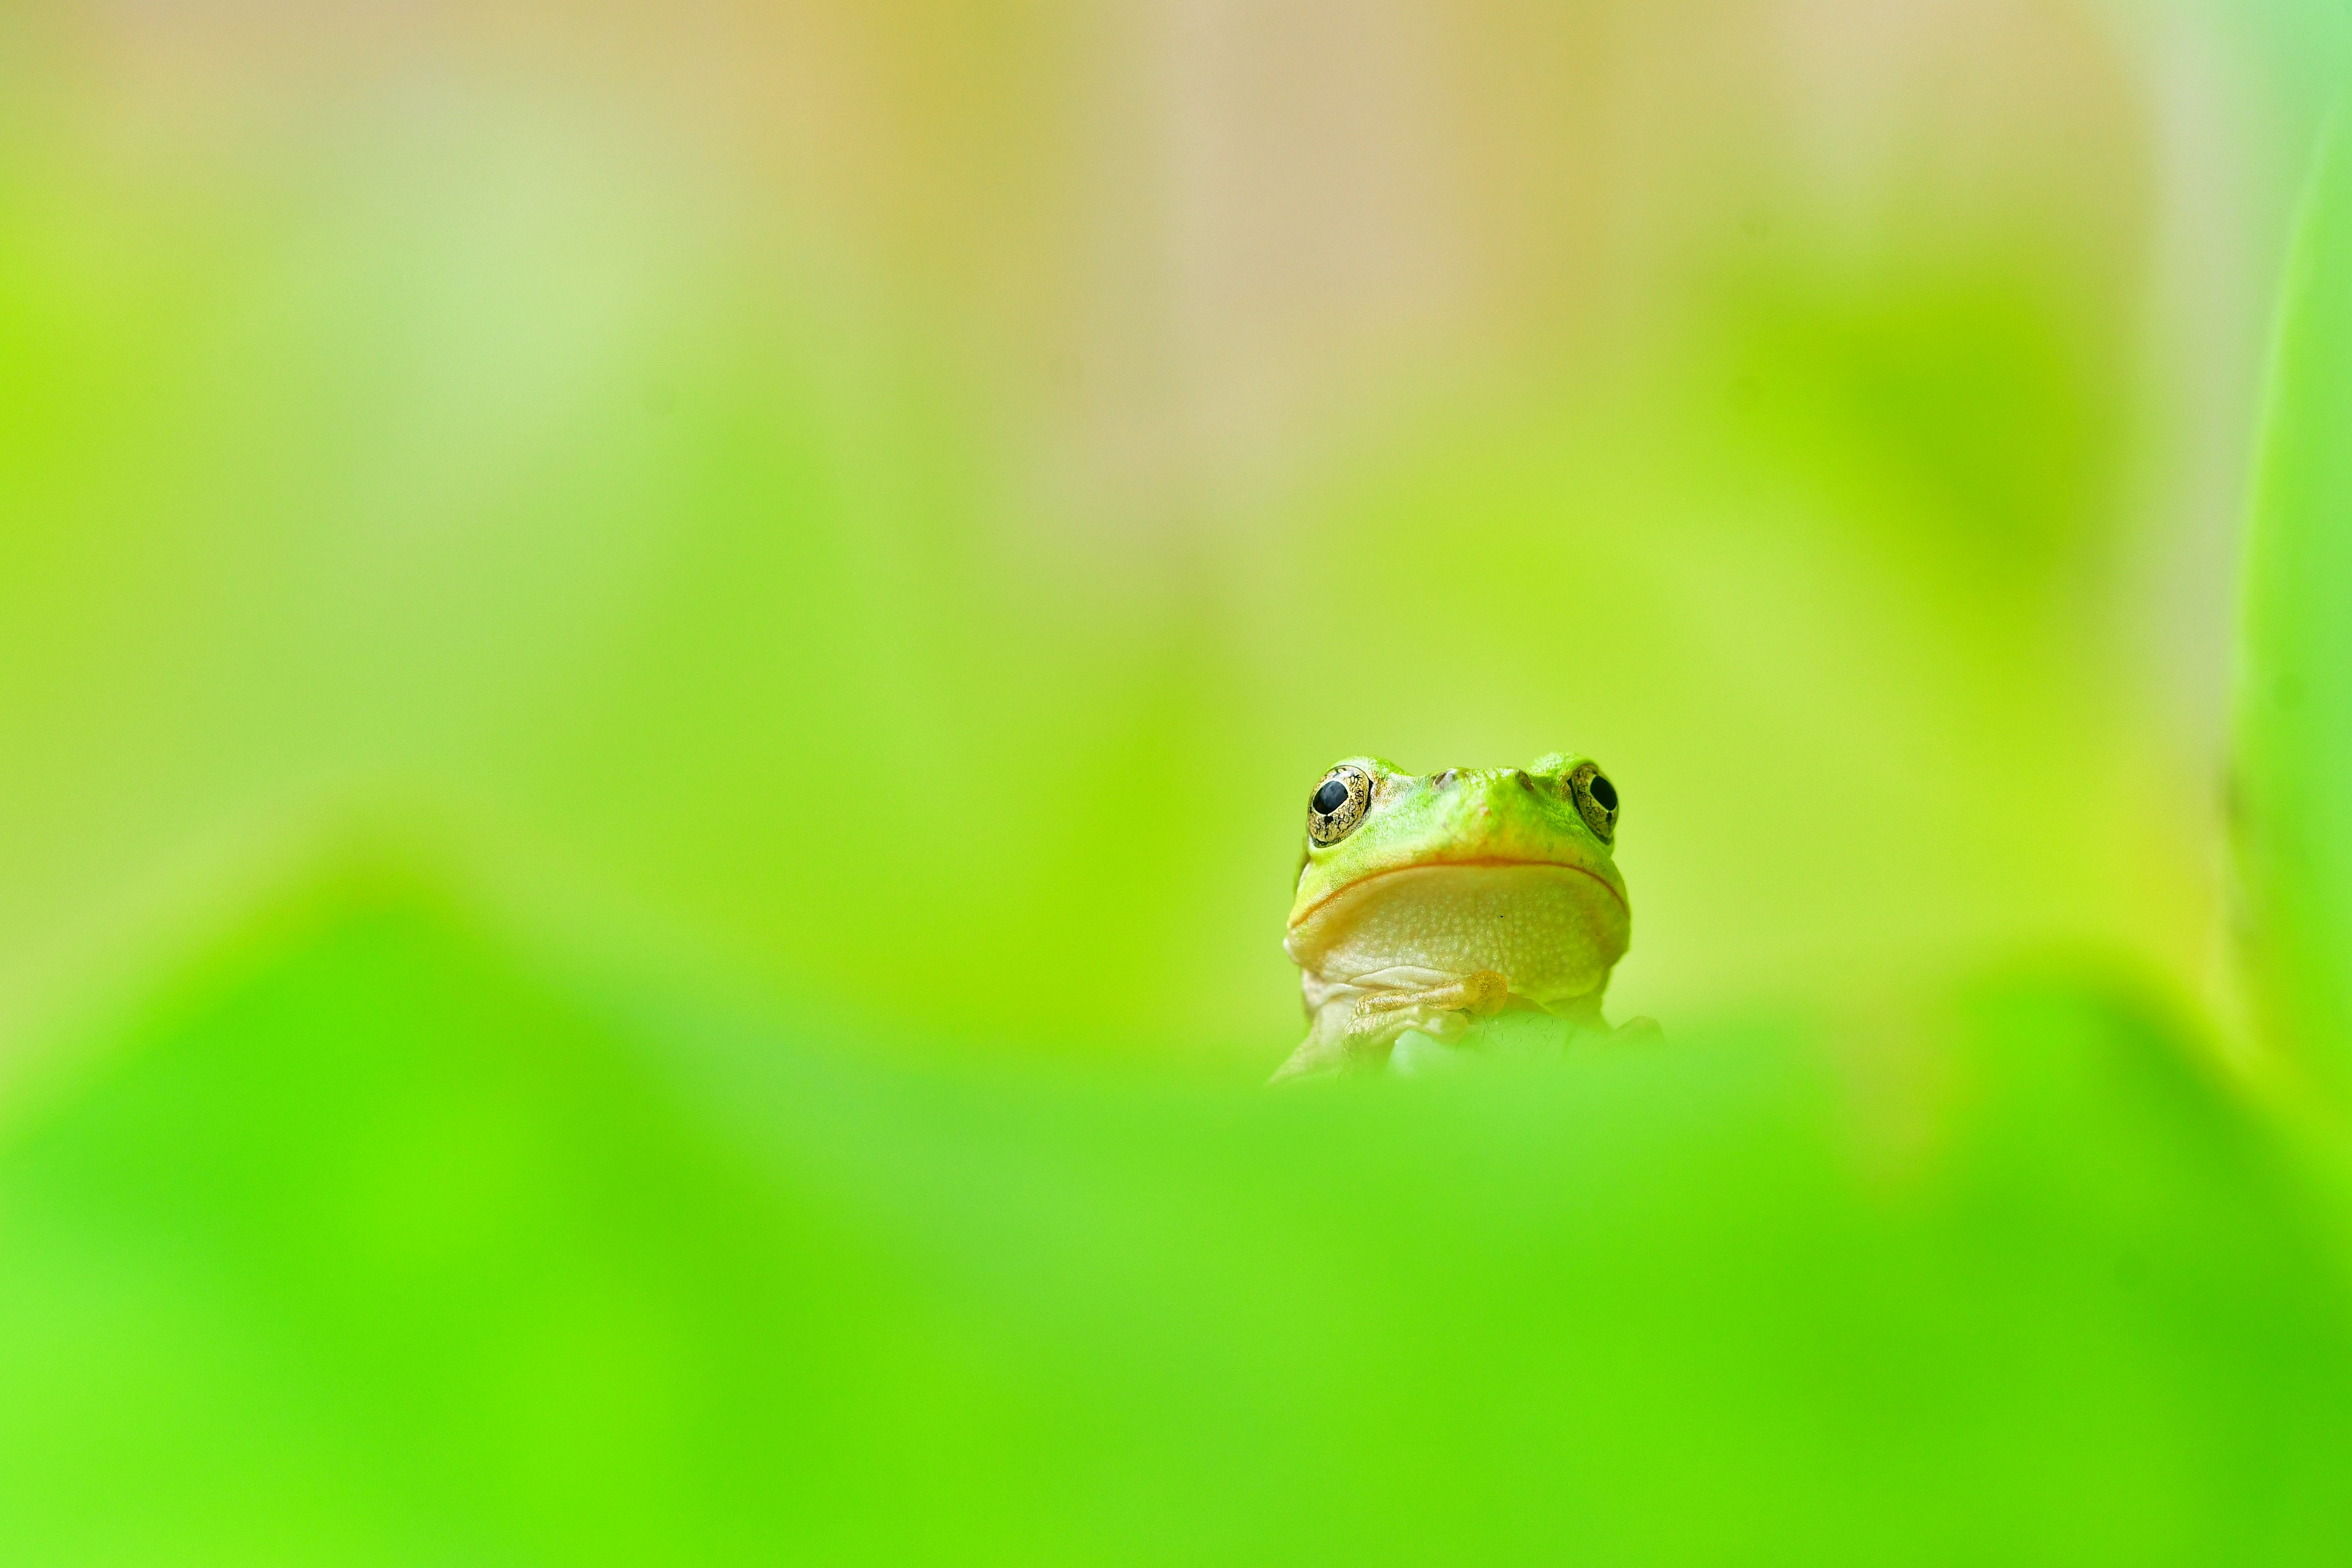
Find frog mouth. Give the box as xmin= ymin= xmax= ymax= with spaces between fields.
xmin=1286 ymin=854 xmax=1627 ymax=933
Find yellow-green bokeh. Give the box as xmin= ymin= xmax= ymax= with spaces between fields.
xmin=1 ymin=1 xmax=2322 ymax=1062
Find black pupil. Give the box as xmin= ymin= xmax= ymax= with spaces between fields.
xmin=1313 ymin=778 xmax=1351 ymax=816
xmin=1588 ymin=774 xmax=1618 ymax=813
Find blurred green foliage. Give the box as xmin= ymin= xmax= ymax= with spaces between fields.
xmin=2237 ymin=99 xmax=2352 ymax=1107
xmin=7 ymin=1 xmax=2352 ymax=1559
xmin=5 ymin=867 xmax=2351 ymax=1564
xmin=0 ymin=0 xmax=2286 ymax=1060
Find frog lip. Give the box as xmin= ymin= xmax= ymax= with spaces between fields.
xmin=1286 ymin=855 xmax=1627 ymax=933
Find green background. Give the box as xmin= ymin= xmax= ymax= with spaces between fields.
xmin=7 ymin=2 xmax=2352 ymax=1561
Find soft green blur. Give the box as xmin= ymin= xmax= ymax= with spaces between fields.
xmin=2236 ymin=92 xmax=2352 ymax=1112
xmin=7 ymin=2 xmax=2352 ymax=1561
xmin=2 ymin=0 xmax=2320 ymax=1062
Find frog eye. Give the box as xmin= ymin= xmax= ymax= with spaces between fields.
xmin=1567 ymin=761 xmax=1619 ymax=843
xmin=1306 ymin=765 xmax=1373 ymax=846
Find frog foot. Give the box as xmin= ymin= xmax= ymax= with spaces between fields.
xmin=1268 ymin=970 xmax=1509 ymax=1085
xmin=1352 ymin=968 xmax=1509 ymax=1029
xmin=1608 ymin=1015 xmax=1663 ymax=1044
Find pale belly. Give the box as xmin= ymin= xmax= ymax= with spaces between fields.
xmin=1293 ymin=862 xmax=1629 ymax=1007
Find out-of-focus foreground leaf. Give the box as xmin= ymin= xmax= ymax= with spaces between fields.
xmin=2237 ymin=102 xmax=2352 ymax=1109
xmin=0 ymin=868 xmax=2345 ymax=1565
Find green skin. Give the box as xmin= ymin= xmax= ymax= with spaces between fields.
xmin=1275 ymin=753 xmax=1654 ymax=1084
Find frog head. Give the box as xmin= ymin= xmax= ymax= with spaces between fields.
xmin=1285 ymin=753 xmax=1632 ymax=1011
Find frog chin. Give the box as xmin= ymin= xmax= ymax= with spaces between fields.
xmin=1284 ymin=860 xmax=1630 ymax=1008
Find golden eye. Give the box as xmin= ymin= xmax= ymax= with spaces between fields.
xmin=1306 ymin=764 xmax=1373 ymax=845
xmin=1568 ymin=761 xmax=1619 ymax=843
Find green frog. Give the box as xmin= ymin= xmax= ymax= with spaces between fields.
xmin=1274 ymin=753 xmax=1655 ymax=1084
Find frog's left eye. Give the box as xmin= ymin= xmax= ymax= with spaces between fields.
xmin=1567 ymin=761 xmax=1619 ymax=844
xmin=1306 ymin=765 xmax=1373 ymax=846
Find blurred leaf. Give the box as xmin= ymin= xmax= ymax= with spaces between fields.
xmin=1 ymin=869 xmax=2347 ymax=1562
xmin=2234 ymin=99 xmax=2352 ymax=1107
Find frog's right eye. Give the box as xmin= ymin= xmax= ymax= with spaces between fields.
xmin=1306 ymin=765 xmax=1373 ymax=845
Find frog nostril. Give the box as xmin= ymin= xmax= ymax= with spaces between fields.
xmin=1431 ymin=770 xmax=1457 ymax=791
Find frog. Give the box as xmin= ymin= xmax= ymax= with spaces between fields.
xmin=1272 ymin=753 xmax=1656 ymax=1084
